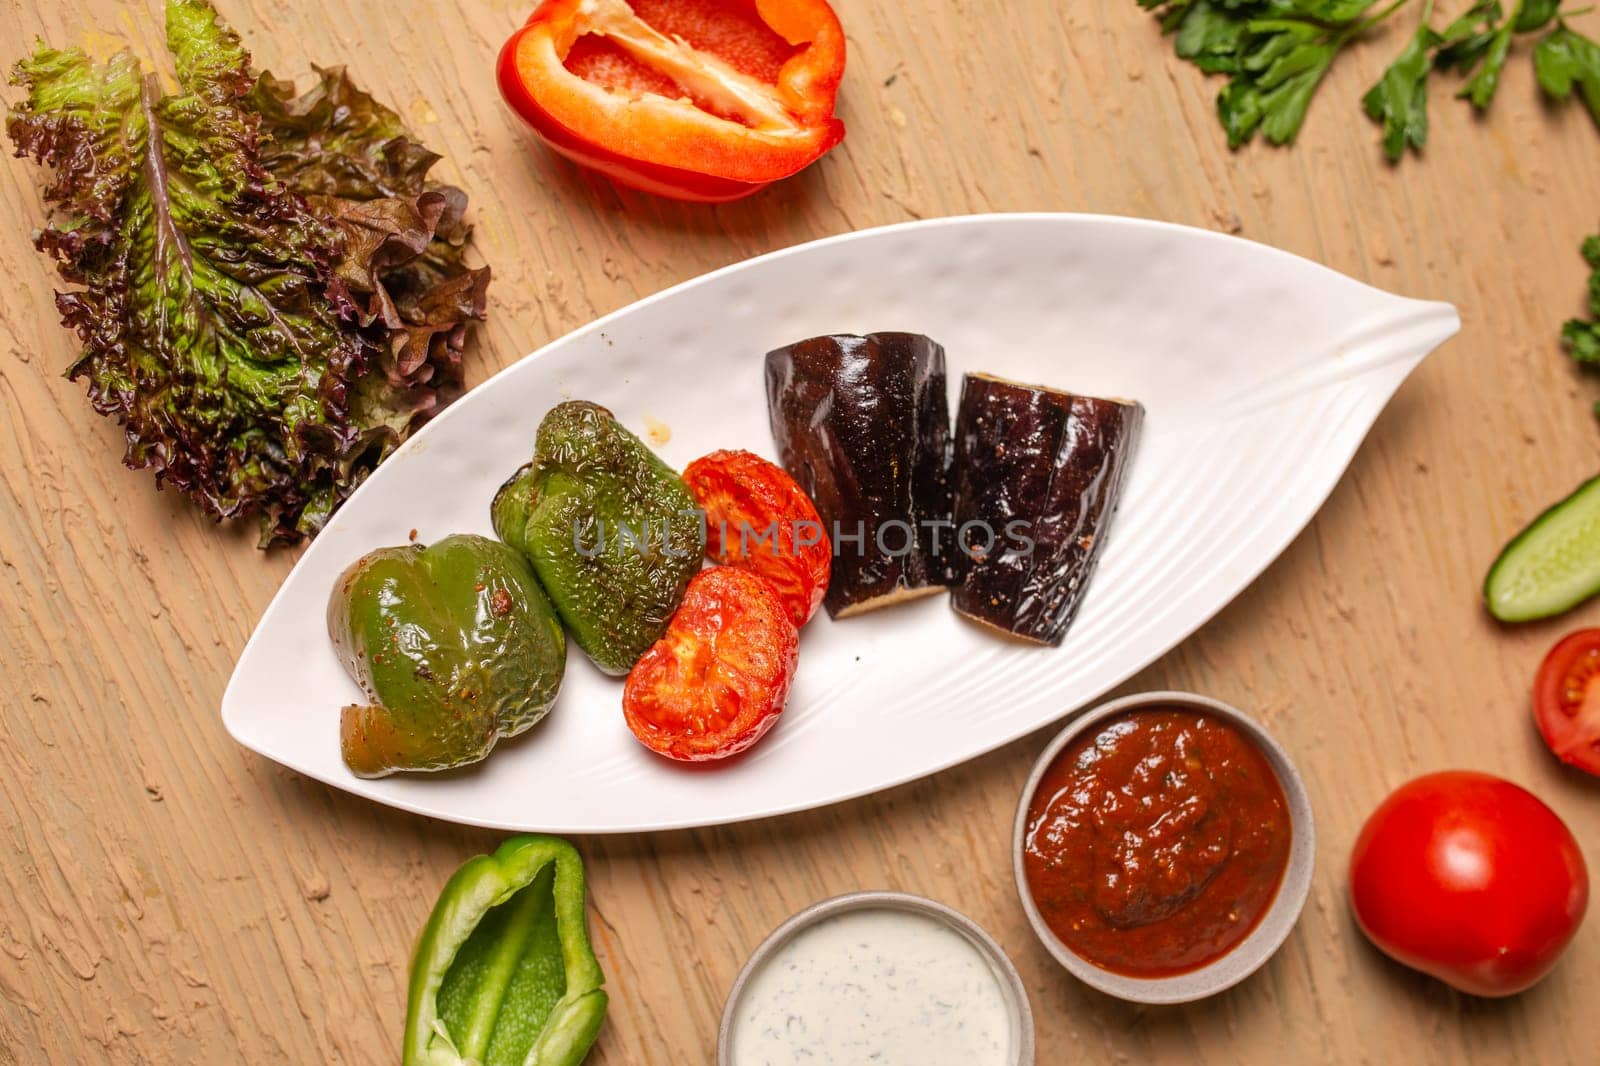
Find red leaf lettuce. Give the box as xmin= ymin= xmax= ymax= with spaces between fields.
xmin=7 ymin=0 xmax=488 ymax=544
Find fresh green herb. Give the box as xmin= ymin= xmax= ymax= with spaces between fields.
xmin=1516 ymin=0 xmax=1564 ymax=32
xmin=1424 ymin=0 xmax=1557 ymax=110
xmin=1363 ymin=1 xmax=1440 ymax=157
xmin=1380 ymin=0 xmax=1599 ymax=133
xmin=1142 ymin=0 xmax=1409 ymax=147
xmin=1433 ymin=1 xmax=1504 ymax=72
xmin=7 ymin=0 xmax=487 ymax=545
xmin=1137 ymin=0 xmax=1600 ymax=157
xmin=1534 ymin=20 xmax=1600 ymax=126
xmin=1564 ymin=233 xmax=1600 ymax=367
xmin=1456 ymin=9 xmax=1516 ymax=108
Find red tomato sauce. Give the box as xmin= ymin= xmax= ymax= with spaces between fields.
xmin=1022 ymin=708 xmax=1292 ymax=977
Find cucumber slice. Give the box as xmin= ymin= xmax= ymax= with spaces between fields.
xmin=1486 ymin=471 xmax=1600 ymax=622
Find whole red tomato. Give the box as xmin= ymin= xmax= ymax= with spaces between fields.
xmin=1349 ymin=771 xmax=1588 ymax=996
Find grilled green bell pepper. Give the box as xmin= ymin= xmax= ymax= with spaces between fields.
xmin=405 ymin=835 xmax=607 ymax=1066
xmin=492 ymin=401 xmax=703 ymax=675
xmin=328 ymin=534 xmax=566 ymax=777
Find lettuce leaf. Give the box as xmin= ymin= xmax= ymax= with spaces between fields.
xmin=7 ymin=0 xmax=487 ymax=545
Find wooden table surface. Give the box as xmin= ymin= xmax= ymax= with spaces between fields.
xmin=3 ymin=0 xmax=1599 ymax=1062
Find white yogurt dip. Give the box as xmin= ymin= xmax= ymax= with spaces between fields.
xmin=729 ymin=905 xmax=1016 ymax=1065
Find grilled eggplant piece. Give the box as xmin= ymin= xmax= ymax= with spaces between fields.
xmin=765 ymin=333 xmax=955 ymax=618
xmin=950 ymin=374 xmax=1142 ymax=645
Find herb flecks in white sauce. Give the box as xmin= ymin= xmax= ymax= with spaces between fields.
xmin=731 ymin=906 xmax=1014 ymax=1065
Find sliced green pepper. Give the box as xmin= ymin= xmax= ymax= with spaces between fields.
xmin=492 ymin=401 xmax=703 ymax=675
xmin=406 ymin=835 xmax=607 ymax=1066
xmin=329 ymin=534 xmax=566 ymax=777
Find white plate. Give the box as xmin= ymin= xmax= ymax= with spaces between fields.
xmin=223 ymin=213 xmax=1458 ymax=833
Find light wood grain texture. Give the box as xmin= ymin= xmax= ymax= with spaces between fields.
xmin=2 ymin=0 xmax=1598 ymax=1061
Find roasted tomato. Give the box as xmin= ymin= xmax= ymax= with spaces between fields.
xmin=497 ymin=0 xmax=847 ymax=202
xmin=623 ymin=567 xmax=799 ymax=761
xmin=1349 ymin=771 xmax=1589 ymax=997
xmin=682 ymin=449 xmax=830 ymax=626
xmin=1534 ymin=628 xmax=1600 ymax=776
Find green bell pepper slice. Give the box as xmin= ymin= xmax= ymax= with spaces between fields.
xmin=406 ymin=835 xmax=608 ymax=1066
xmin=492 ymin=401 xmax=703 ymax=675
xmin=328 ymin=534 xmax=566 ymax=777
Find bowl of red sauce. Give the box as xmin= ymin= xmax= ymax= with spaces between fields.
xmin=1012 ymin=691 xmax=1315 ymax=1003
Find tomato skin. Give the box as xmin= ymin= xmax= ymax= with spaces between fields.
xmin=1533 ymin=628 xmax=1600 ymax=776
xmin=1349 ymin=771 xmax=1588 ymax=997
xmin=622 ymin=567 xmax=799 ymax=761
xmin=682 ymin=450 xmax=830 ymax=626
xmin=497 ymin=0 xmax=846 ymax=203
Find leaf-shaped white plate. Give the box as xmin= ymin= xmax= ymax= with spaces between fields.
xmin=223 ymin=214 xmax=1458 ymax=833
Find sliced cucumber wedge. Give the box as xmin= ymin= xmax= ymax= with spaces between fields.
xmin=1486 ymin=472 xmax=1600 ymax=622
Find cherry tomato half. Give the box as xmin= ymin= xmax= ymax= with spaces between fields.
xmin=1534 ymin=628 xmax=1600 ymax=776
xmin=1349 ymin=771 xmax=1588 ymax=997
xmin=623 ymin=567 xmax=799 ymax=761
xmin=682 ymin=449 xmax=830 ymax=627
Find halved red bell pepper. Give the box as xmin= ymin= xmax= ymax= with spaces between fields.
xmin=497 ymin=0 xmax=846 ymax=202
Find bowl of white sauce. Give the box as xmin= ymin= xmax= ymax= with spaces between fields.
xmin=718 ymin=890 xmax=1035 ymax=1066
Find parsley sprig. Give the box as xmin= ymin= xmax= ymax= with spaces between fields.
xmin=1566 ymin=233 xmax=1600 ymax=367
xmin=1138 ymin=0 xmax=1600 ymax=156
xmin=1535 ymin=16 xmax=1600 ymax=123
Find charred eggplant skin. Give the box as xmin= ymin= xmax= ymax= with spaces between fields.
xmin=950 ymin=374 xmax=1142 ymax=645
xmin=765 ymin=332 xmax=955 ymax=618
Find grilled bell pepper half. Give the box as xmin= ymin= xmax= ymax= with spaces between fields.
xmin=497 ymin=0 xmax=847 ymax=202
xmin=405 ymin=835 xmax=607 ymax=1066
xmin=493 ymin=401 xmax=703 ymax=676
xmin=329 ymin=535 xmax=567 ymax=777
